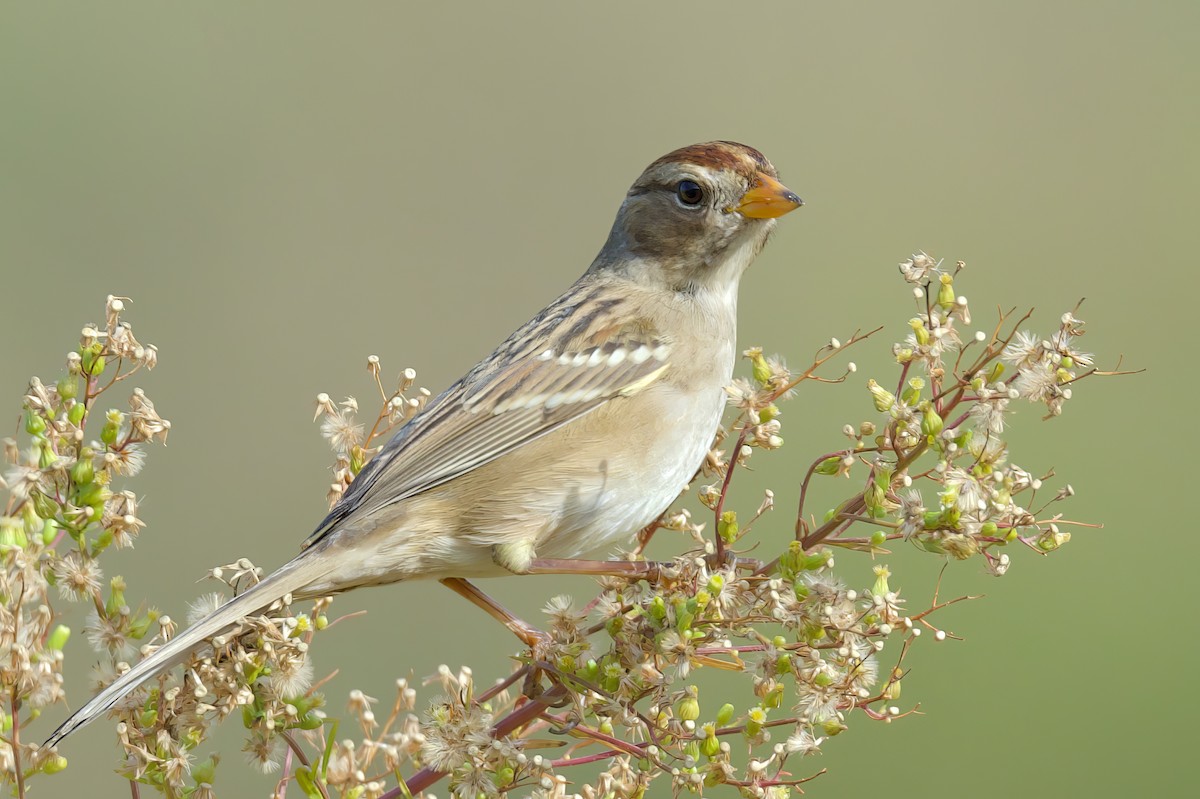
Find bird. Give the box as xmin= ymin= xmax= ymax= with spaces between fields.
xmin=45 ymin=140 xmax=802 ymax=748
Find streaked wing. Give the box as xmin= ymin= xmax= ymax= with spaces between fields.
xmin=302 ymin=285 xmax=668 ymax=548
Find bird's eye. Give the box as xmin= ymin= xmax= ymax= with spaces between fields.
xmin=675 ymin=180 xmax=704 ymax=207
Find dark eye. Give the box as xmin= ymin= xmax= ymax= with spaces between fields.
xmin=675 ymin=179 xmax=704 ymax=206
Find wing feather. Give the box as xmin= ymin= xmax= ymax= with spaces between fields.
xmin=302 ymin=320 xmax=669 ymax=548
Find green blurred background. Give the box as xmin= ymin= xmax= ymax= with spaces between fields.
xmin=1 ymin=2 xmax=1194 ymax=796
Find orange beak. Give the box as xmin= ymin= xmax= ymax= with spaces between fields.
xmin=735 ymin=172 xmax=803 ymax=219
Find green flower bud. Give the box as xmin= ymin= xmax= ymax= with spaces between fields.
xmin=749 ymin=349 xmax=772 ymax=386
xmin=71 ymin=452 xmax=95 ymax=486
xmin=717 ymin=511 xmax=738 ymax=544
xmin=67 ymin=402 xmax=86 ymax=426
xmin=715 ymin=703 xmax=735 ymax=727
xmin=921 ymin=405 xmax=943 ymax=438
xmin=192 ymin=755 xmax=220 ymax=786
xmin=75 ymin=482 xmax=111 ymax=509
xmin=987 ymin=362 xmax=1005 ymax=383
xmin=25 ymin=412 xmax=46 ymax=436
xmin=41 ymin=755 xmax=69 ymax=775
xmin=57 ymin=376 xmax=79 ymax=401
xmin=701 ymin=724 xmax=721 ymax=758
xmin=799 ymin=549 xmax=833 ymax=571
xmin=606 ymin=616 xmax=624 ymax=637
xmin=47 ymin=625 xmax=71 ymax=652
xmin=37 ymin=440 xmax=55 ymax=469
xmin=678 ymin=690 xmax=701 ymax=721
xmin=744 ymin=707 xmax=766 ymax=737
xmin=872 ymin=565 xmax=891 ymax=597
xmin=128 ymin=611 xmax=157 ymax=640
xmin=82 ymin=343 xmax=106 ymax=377
xmin=803 ymin=622 xmax=826 ymax=645
xmin=706 ymin=574 xmax=725 ymax=594
xmin=814 ymin=456 xmax=842 ymax=476
xmin=106 ymin=576 xmax=127 ymax=616
xmin=779 ymin=540 xmax=804 ymax=580
xmin=867 ymin=379 xmax=896 ymax=412
xmin=496 ymin=766 xmax=515 ymax=787
xmin=883 ymin=672 xmax=902 ymax=700
xmin=758 ymin=404 xmax=780 ymax=423
xmin=315 ymin=614 xmax=329 ymax=630
xmin=763 ymin=683 xmax=785 ymax=708
xmin=937 ymin=273 xmax=956 ymax=309
xmin=901 ymin=377 xmax=925 ymax=407
xmin=602 ymin=662 xmax=622 ymax=693
xmin=42 ymin=519 xmax=58 ymax=545
xmin=648 ymin=596 xmax=667 ymax=621
xmin=0 ymin=518 xmax=26 ymax=550
xmin=908 ymin=318 xmax=930 ymax=346
xmin=33 ymin=491 xmax=59 ymax=522
xmin=775 ymin=653 xmax=792 ymax=674
xmin=821 ymin=719 xmax=848 ymax=737
xmin=349 ymin=445 xmax=366 ymax=475
xmin=869 ymin=530 xmax=888 ymax=548
xmin=813 ymin=671 xmax=834 ymax=688
xmin=864 ymin=480 xmax=886 ymax=520
xmin=101 ymin=416 xmax=122 ymax=446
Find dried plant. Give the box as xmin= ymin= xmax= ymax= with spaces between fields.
xmin=1 ymin=257 xmax=1130 ymax=798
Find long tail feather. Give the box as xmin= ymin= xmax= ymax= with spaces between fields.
xmin=44 ymin=552 xmax=327 ymax=749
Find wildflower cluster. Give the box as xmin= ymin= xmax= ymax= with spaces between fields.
xmin=273 ymin=252 xmax=1112 ymax=799
xmin=314 ymin=358 xmax=431 ymax=509
xmin=1 ymin=297 xmax=164 ymax=792
xmin=0 ymin=300 xmax=340 ymax=798
xmin=2 ymin=253 xmax=1121 ymax=798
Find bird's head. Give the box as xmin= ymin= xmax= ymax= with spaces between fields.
xmin=593 ymin=141 xmax=802 ymax=294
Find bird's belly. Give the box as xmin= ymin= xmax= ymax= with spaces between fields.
xmin=533 ymin=384 xmax=724 ymax=560
xmin=320 ymin=384 xmax=726 ymax=585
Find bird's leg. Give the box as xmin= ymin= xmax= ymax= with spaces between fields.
xmin=633 ymin=516 xmax=664 ymax=556
xmin=524 ymin=558 xmax=663 ymax=581
xmin=439 ymin=577 xmax=547 ymax=649
xmin=529 ymin=556 xmax=763 ymax=578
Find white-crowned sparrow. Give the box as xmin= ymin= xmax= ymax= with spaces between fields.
xmin=46 ymin=140 xmax=801 ymax=746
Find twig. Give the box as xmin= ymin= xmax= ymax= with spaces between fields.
xmin=282 ymin=731 xmax=330 ymax=799
xmin=10 ymin=690 xmax=25 ymax=799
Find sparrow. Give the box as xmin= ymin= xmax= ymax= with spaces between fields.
xmin=45 ymin=140 xmax=802 ymax=747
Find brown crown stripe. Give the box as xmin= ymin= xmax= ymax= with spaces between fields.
xmin=649 ymin=141 xmax=774 ymax=181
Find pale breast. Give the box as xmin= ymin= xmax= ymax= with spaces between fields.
xmin=528 ymin=377 xmax=725 ymax=560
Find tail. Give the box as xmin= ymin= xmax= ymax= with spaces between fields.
xmin=44 ymin=551 xmax=327 ymax=749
